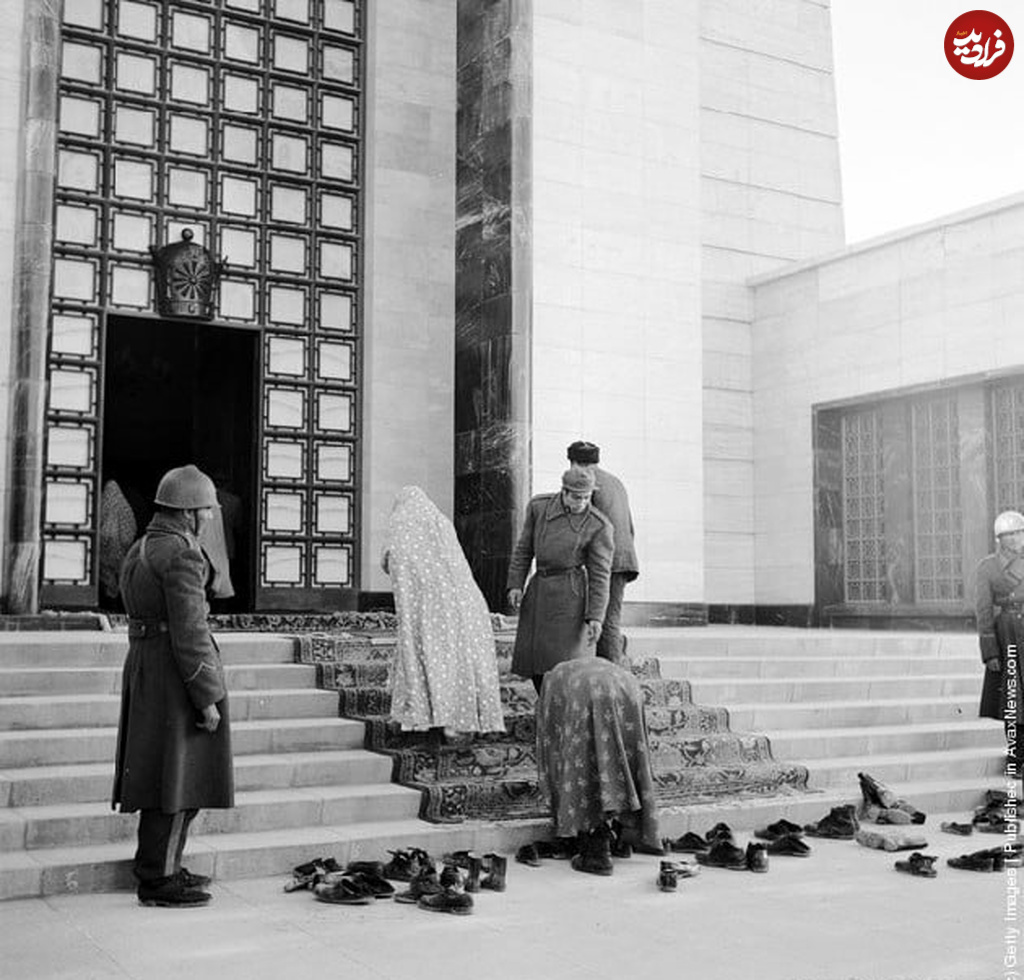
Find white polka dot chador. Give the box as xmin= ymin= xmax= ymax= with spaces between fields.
xmin=383 ymin=486 xmax=505 ymax=735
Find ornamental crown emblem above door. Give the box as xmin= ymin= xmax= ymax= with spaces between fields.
xmin=150 ymin=229 xmax=225 ymax=320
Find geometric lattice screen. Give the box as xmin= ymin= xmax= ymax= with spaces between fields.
xmin=50 ymin=0 xmax=362 ymax=601
xmin=992 ymin=381 xmax=1024 ymax=515
xmin=911 ymin=396 xmax=963 ymax=603
xmin=840 ymin=408 xmax=887 ymax=603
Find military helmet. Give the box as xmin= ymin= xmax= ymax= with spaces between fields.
xmin=154 ymin=464 xmax=218 ymax=510
xmin=994 ymin=510 xmax=1024 ymax=537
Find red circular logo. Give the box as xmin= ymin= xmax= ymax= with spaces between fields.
xmin=946 ymin=10 xmax=1014 ymax=79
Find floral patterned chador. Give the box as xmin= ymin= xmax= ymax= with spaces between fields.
xmin=384 ymin=486 xmax=505 ymax=735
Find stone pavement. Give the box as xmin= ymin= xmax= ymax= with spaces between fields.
xmin=0 ymin=810 xmax=1009 ymax=980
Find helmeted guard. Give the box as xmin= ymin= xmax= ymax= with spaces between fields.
xmin=112 ymin=464 xmax=234 ymax=907
xmin=975 ymin=510 xmax=1024 ymax=761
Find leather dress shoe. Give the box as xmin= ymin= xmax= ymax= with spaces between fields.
xmin=669 ymin=832 xmax=710 ymax=854
xmin=138 ymin=876 xmax=211 ymax=908
xmin=754 ymin=819 xmax=803 ymax=842
xmin=894 ymin=852 xmax=938 ymax=878
xmin=418 ymin=887 xmax=474 ymax=915
xmin=696 ymin=840 xmax=748 ymax=870
xmin=947 ymin=852 xmax=997 ymax=872
xmin=767 ymin=833 xmax=811 ymax=857
xmin=395 ymin=867 xmax=442 ymax=903
xmin=805 ymin=805 xmax=857 ymax=839
xmin=940 ymin=821 xmax=974 ymax=837
xmin=313 ymin=875 xmax=375 ymax=905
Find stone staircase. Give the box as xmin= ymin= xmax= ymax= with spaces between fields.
xmin=0 ymin=632 xmax=534 ymax=902
xmin=632 ymin=627 xmax=1004 ymax=836
xmin=0 ymin=626 xmax=1005 ymax=901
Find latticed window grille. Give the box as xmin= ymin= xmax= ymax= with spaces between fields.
xmin=48 ymin=0 xmax=361 ymax=602
xmin=841 ymin=409 xmax=886 ymax=602
xmin=911 ymin=396 xmax=963 ymax=602
xmin=992 ymin=383 xmax=1024 ymax=514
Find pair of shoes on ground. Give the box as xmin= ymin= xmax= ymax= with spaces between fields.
xmin=137 ymin=869 xmax=212 ymax=908
xmin=753 ymin=820 xmax=811 ymax=857
xmin=804 ymin=804 xmax=858 ymax=839
xmin=284 ymin=857 xmax=343 ymax=893
xmin=657 ymin=859 xmax=700 ymax=891
xmin=948 ymin=843 xmax=1023 ymax=872
xmin=313 ymin=868 xmax=396 ymax=905
xmin=381 ymin=847 xmax=432 ymax=882
xmin=393 ymin=864 xmax=474 ymax=914
xmin=855 ymin=828 xmax=928 ymax=852
xmin=668 ymin=822 xmax=735 ymax=854
xmin=894 ymin=852 xmax=938 ymax=878
xmin=440 ymin=850 xmax=508 ymax=892
xmin=696 ymin=840 xmax=769 ymax=873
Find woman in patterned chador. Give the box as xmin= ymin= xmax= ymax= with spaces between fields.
xmin=382 ymin=486 xmax=505 ymax=740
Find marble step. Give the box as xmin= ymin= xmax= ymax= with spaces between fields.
xmin=0 ymin=814 xmax=547 ymax=902
xmin=766 ymin=720 xmax=1003 ymax=759
xmin=0 ymin=716 xmax=365 ymax=768
xmin=2 ymin=777 xmax=423 ymax=852
xmin=660 ymin=655 xmax=979 ymax=679
xmin=801 ymin=746 xmax=1006 ymax=790
xmin=628 ymin=630 xmax=977 ymax=660
xmin=1 ymin=749 xmax=398 ymax=808
xmin=728 ymin=695 xmax=982 ymax=731
xmin=0 ymin=688 xmax=340 ymax=730
xmin=0 ymin=633 xmax=297 ymax=668
xmin=673 ymin=674 xmax=979 ymax=704
xmin=0 ymin=662 xmax=317 ymax=697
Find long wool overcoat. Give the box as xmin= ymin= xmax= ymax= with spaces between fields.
xmin=112 ymin=512 xmax=234 ymax=814
xmin=507 ymin=493 xmax=614 ymax=676
xmin=975 ymin=548 xmax=1024 ymax=726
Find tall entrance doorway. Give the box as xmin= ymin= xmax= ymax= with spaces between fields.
xmin=102 ymin=316 xmax=258 ymax=610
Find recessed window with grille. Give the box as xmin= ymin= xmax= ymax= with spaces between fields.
xmin=841 ymin=409 xmax=886 ymax=602
xmin=992 ymin=382 xmax=1024 ymax=513
xmin=911 ymin=396 xmax=963 ymax=602
xmin=49 ymin=0 xmax=363 ymax=606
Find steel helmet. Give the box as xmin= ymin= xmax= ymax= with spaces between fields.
xmin=154 ymin=464 xmax=218 ymax=510
xmin=994 ymin=511 xmax=1024 ymax=537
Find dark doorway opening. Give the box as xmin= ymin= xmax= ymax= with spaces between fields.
xmin=102 ymin=316 xmax=258 ymax=611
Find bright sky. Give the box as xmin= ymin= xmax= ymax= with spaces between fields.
xmin=830 ymin=0 xmax=1024 ymax=244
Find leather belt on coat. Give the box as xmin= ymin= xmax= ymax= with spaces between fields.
xmin=536 ymin=565 xmax=584 ymax=578
xmin=127 ymin=619 xmax=169 ymax=638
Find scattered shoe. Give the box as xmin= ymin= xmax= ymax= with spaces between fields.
xmin=858 ymin=771 xmax=899 ymax=809
xmin=974 ymin=812 xmax=1008 ymax=833
xmin=754 ymin=819 xmax=803 ymax=842
xmin=805 ymin=805 xmax=858 ymax=839
xmin=535 ymin=839 xmax=576 ymax=860
xmin=138 ymin=876 xmax=211 ymax=908
xmin=481 ymin=853 xmax=507 ymax=892
xmin=345 ymin=860 xmax=386 ymax=878
xmin=657 ymin=862 xmax=678 ymax=892
xmin=571 ymin=826 xmax=614 ymax=877
xmin=313 ymin=875 xmax=375 ymax=905
xmin=284 ymin=857 xmax=341 ymax=892
xmin=418 ymin=887 xmax=474 ymax=915
xmin=395 ymin=866 xmax=442 ymax=904
xmin=669 ymin=832 xmax=710 ymax=854
xmin=705 ymin=822 xmax=735 ymax=844
xmin=855 ymin=828 xmax=928 ymax=852
xmin=515 ymin=843 xmax=541 ymax=867
xmin=940 ymin=821 xmax=974 ymax=837
xmin=382 ymin=849 xmax=421 ymax=882
xmin=463 ymin=854 xmax=483 ymax=893
xmin=746 ymin=842 xmax=769 ymax=873
xmin=349 ymin=871 xmax=395 ymax=899
xmin=875 ymin=808 xmax=913 ymax=826
xmin=767 ymin=834 xmax=811 ymax=857
xmin=696 ymin=840 xmax=748 ymax=871
xmin=947 ymin=852 xmax=998 ymax=873
xmin=439 ymin=864 xmax=465 ymax=890
xmin=894 ymin=852 xmax=938 ymax=878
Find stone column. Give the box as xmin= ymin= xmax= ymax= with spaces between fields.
xmin=3 ymin=1 xmax=58 ymax=613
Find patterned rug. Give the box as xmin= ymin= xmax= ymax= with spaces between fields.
xmin=296 ymin=633 xmax=810 ymax=823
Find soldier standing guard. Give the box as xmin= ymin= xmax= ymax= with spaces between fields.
xmin=975 ymin=510 xmax=1024 ymax=764
xmin=112 ymin=464 xmax=235 ymax=907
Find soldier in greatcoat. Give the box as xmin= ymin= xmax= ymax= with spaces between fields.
xmin=975 ymin=510 xmax=1024 ymax=762
xmin=112 ymin=464 xmax=234 ymax=907
xmin=507 ymin=468 xmax=614 ymax=693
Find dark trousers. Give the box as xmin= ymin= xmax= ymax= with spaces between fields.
xmin=135 ymin=808 xmax=198 ymax=884
xmin=596 ymin=573 xmax=629 ymax=665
